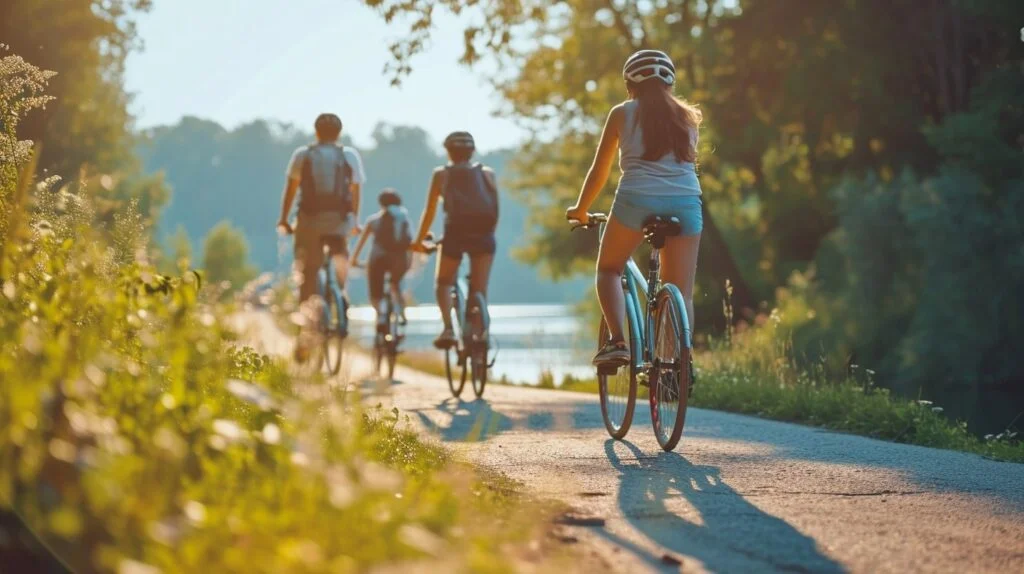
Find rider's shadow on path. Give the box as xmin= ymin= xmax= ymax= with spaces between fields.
xmin=358 ymin=375 xmax=405 ymax=398
xmin=602 ymin=439 xmax=846 ymax=573
xmin=412 ymin=398 xmax=516 ymax=442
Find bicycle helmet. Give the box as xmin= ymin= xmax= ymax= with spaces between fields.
xmin=622 ymin=50 xmax=676 ymax=86
xmin=378 ymin=188 xmax=402 ymax=207
xmin=443 ymin=131 xmax=475 ymax=150
xmin=314 ymin=113 xmax=343 ymax=133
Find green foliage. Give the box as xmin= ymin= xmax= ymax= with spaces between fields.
xmin=201 ymin=221 xmax=257 ymax=296
xmin=537 ymin=309 xmax=1023 ymax=463
xmin=1 ymin=0 xmax=152 ymax=177
xmin=0 ymin=56 xmax=564 ymax=572
xmin=694 ymin=314 xmax=1023 ymax=463
xmin=2 ymin=1 xmax=170 ymax=244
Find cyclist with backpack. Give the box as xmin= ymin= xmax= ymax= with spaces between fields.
xmin=410 ymin=131 xmax=500 ymax=349
xmin=277 ymin=113 xmax=366 ymax=346
xmin=352 ymin=188 xmax=413 ymax=333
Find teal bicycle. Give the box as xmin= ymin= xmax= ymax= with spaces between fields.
xmin=315 ymin=245 xmax=348 ymax=375
xmin=571 ymin=213 xmax=694 ymax=451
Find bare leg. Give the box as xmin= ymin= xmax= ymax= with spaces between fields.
xmin=596 ymin=217 xmax=645 ymax=342
xmin=434 ymin=248 xmax=460 ymax=331
xmin=468 ymin=253 xmax=494 ymax=300
xmin=331 ymin=253 xmax=349 ymax=295
xmin=388 ymin=280 xmax=404 ymax=319
xmin=660 ymin=233 xmax=702 ymax=333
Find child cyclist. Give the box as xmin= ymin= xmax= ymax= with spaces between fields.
xmin=565 ymin=50 xmax=703 ymax=367
xmin=352 ymin=189 xmax=413 ymax=334
xmin=410 ymin=131 xmax=500 ymax=349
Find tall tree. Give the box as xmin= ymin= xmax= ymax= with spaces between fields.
xmin=0 ymin=0 xmax=152 ymax=178
xmin=202 ymin=221 xmax=257 ymax=295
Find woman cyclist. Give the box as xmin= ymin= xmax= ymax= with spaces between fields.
xmin=352 ymin=189 xmax=413 ymax=334
xmin=410 ymin=131 xmax=500 ymax=349
xmin=565 ymin=50 xmax=703 ymax=367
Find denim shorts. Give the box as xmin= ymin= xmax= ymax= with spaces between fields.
xmin=610 ymin=193 xmax=703 ymax=236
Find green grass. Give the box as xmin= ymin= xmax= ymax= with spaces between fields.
xmin=535 ymin=315 xmax=1024 ymax=463
xmin=0 ymin=158 xmax=577 ymax=573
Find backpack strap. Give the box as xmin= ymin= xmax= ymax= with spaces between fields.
xmin=474 ymin=163 xmax=497 ymax=196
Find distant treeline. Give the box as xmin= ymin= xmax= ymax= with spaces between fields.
xmin=138 ymin=119 xmax=588 ymax=304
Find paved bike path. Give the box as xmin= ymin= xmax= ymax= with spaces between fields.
xmin=238 ymin=311 xmax=1024 ymax=573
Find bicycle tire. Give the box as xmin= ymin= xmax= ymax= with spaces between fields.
xmin=649 ymin=285 xmax=691 ymax=452
xmin=322 ymin=291 xmax=344 ymax=376
xmin=445 ymin=304 xmax=467 ymax=398
xmin=598 ymin=308 xmax=638 ymax=440
xmin=468 ymin=293 xmax=488 ymax=399
xmin=386 ymin=300 xmax=399 ymax=381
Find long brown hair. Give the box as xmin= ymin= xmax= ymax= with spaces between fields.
xmin=628 ymin=80 xmax=702 ymax=163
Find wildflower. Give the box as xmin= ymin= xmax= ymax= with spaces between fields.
xmin=325 ymin=466 xmax=356 ymax=508
xmin=399 ymin=524 xmax=446 ymax=556
xmin=261 ymin=423 xmax=281 ymax=445
xmin=226 ymin=379 xmax=277 ymax=411
xmin=183 ymin=501 xmax=207 ymax=525
xmin=212 ymin=419 xmax=245 ymax=443
xmin=48 ymin=438 xmax=77 ymax=463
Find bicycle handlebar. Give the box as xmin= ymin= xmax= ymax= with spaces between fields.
xmin=568 ymin=213 xmax=608 ymax=231
xmin=419 ymin=232 xmax=441 ymax=254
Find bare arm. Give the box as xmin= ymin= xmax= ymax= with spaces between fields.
xmin=413 ymin=171 xmax=443 ymax=246
xmin=350 ymin=183 xmax=361 ymax=223
xmin=351 ymin=222 xmax=372 ymax=264
xmin=568 ymin=105 xmax=624 ymax=216
xmin=278 ymin=178 xmax=299 ymax=231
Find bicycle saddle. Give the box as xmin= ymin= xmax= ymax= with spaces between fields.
xmin=642 ymin=215 xmax=683 ymax=247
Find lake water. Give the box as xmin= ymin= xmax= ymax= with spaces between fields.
xmin=348 ymin=304 xmax=595 ymax=383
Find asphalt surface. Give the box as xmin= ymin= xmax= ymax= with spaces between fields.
xmin=238 ymin=311 xmax=1024 ymax=574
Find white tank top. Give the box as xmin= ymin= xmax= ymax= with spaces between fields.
xmin=616 ymin=99 xmax=701 ymax=197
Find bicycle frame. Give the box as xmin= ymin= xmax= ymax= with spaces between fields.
xmin=451 ymin=275 xmax=490 ymax=348
xmin=317 ymin=251 xmax=347 ymax=329
xmin=602 ymin=222 xmax=692 ymax=374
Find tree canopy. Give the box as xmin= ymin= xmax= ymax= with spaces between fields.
xmin=362 ymin=0 xmax=1024 ymax=429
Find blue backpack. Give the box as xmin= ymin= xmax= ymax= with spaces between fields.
xmin=298 ymin=143 xmax=353 ymax=215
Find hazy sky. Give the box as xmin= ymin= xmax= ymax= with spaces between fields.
xmin=124 ymin=0 xmax=525 ymax=152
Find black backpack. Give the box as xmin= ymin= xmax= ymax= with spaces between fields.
xmin=375 ymin=208 xmax=412 ymax=253
xmin=298 ymin=143 xmax=353 ymax=215
xmin=442 ymin=164 xmax=499 ymax=233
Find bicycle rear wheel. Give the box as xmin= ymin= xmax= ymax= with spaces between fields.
xmin=468 ymin=293 xmax=488 ymax=399
xmin=322 ymin=292 xmax=344 ymax=375
xmin=649 ymin=285 xmax=691 ymax=451
xmin=598 ymin=311 xmax=637 ymax=440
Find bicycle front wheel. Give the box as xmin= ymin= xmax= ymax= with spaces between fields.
xmin=322 ymin=292 xmax=344 ymax=376
xmin=598 ymin=311 xmax=638 ymax=440
xmin=649 ymin=285 xmax=691 ymax=452
xmin=468 ymin=293 xmax=488 ymax=399
xmin=385 ymin=304 xmax=399 ymax=381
